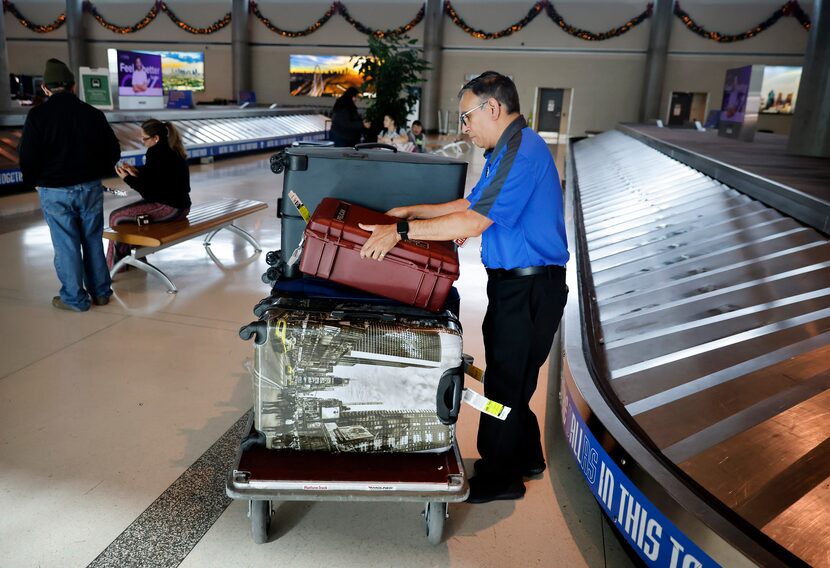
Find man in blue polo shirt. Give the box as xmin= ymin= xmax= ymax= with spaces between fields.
xmin=360 ymin=71 xmax=568 ymax=503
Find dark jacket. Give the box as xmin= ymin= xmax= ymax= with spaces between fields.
xmin=329 ymin=102 xmax=365 ymax=147
xmin=18 ymin=92 xmax=121 ymax=188
xmin=124 ymin=142 xmax=191 ymax=209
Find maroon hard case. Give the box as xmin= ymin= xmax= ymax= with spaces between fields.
xmin=299 ymin=198 xmax=460 ymax=312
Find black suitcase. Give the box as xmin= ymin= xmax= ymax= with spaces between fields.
xmin=239 ymin=296 xmax=464 ymax=453
xmin=269 ymin=143 xmax=467 ymax=279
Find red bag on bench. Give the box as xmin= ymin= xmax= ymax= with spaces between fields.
xmin=299 ymin=198 xmax=460 ymax=312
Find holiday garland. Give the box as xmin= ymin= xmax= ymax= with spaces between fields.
xmin=159 ymin=1 xmax=231 ymax=34
xmin=675 ymin=0 xmax=811 ymax=42
xmin=444 ymin=1 xmax=545 ymax=40
xmin=250 ymin=1 xmax=424 ymax=38
xmin=3 ymin=0 xmax=66 ymax=33
xmin=85 ymin=1 xmax=159 ymax=34
xmin=544 ymin=2 xmax=652 ymax=41
xmin=2 ymin=0 xmax=814 ymax=40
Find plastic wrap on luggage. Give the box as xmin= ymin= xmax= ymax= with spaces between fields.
xmin=247 ymin=297 xmax=463 ymax=453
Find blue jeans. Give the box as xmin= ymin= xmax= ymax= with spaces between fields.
xmin=38 ymin=181 xmax=112 ymax=310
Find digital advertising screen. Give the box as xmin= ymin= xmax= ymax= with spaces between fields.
xmin=116 ymin=50 xmax=163 ymax=97
xmin=719 ymin=65 xmax=752 ymax=123
xmin=151 ymin=51 xmax=205 ymax=92
xmin=289 ymin=55 xmax=372 ymax=97
xmin=759 ymin=66 xmax=801 ymax=114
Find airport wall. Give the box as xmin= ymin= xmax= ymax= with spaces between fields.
xmin=5 ymin=0 xmax=811 ymax=135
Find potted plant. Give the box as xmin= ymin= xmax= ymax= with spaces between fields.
xmin=355 ymin=34 xmax=430 ymax=136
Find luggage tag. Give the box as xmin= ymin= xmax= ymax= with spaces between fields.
xmin=462 ymin=389 xmax=511 ymax=421
xmin=453 ymin=237 xmax=468 ymax=248
xmin=287 ymin=190 xmax=311 ymax=223
xmin=286 ymin=234 xmax=304 ymax=267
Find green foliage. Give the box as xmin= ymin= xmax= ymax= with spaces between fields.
xmin=355 ymin=34 xmax=430 ymax=130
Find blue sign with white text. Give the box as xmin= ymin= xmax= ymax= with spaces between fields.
xmin=561 ymin=388 xmax=721 ymax=568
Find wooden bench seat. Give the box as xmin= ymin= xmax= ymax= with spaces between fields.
xmin=104 ymin=198 xmax=268 ymax=293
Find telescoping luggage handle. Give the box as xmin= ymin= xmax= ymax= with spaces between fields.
xmin=354 ymin=143 xmax=397 ymax=153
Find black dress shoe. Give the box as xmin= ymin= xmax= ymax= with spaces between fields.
xmin=466 ymin=475 xmax=526 ymax=504
xmin=474 ymin=458 xmax=547 ymax=478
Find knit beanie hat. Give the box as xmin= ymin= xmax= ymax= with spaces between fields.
xmin=43 ymin=58 xmax=75 ymax=88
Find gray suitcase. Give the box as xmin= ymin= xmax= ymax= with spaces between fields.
xmin=239 ymin=297 xmax=464 ymax=453
xmin=269 ymin=144 xmax=467 ymax=279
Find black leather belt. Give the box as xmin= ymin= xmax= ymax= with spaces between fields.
xmin=485 ymin=265 xmax=565 ymax=279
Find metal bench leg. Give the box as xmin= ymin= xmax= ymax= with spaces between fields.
xmin=111 ymin=254 xmax=178 ymax=294
xmin=225 ymin=223 xmax=262 ymax=252
xmin=203 ymin=229 xmax=221 ymax=247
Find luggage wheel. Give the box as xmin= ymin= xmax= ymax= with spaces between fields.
xmin=423 ymin=501 xmax=447 ymax=545
xmin=249 ymin=499 xmax=272 ymax=544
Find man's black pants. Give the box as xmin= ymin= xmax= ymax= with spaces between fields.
xmin=477 ymin=266 xmax=568 ymax=479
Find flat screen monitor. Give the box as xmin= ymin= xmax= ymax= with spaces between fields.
xmin=289 ymin=55 xmax=372 ymax=97
xmin=115 ymin=50 xmax=163 ymax=97
xmin=107 ymin=49 xmax=205 ymax=94
xmin=759 ymin=66 xmax=801 ymax=115
xmin=150 ymin=51 xmax=205 ymax=92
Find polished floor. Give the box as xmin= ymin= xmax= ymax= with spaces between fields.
xmin=0 ymin=148 xmax=633 ymax=567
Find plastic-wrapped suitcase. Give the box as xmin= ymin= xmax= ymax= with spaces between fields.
xmin=299 ymin=198 xmax=459 ymax=312
xmin=271 ymin=144 xmax=467 ymax=279
xmin=239 ymin=296 xmax=464 ymax=453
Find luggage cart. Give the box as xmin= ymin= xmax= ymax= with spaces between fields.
xmin=226 ymin=416 xmax=469 ymax=545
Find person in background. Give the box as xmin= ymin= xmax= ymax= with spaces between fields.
xmin=408 ymin=120 xmax=426 ymax=153
xmin=131 ymin=56 xmax=148 ymax=93
xmin=108 ymin=119 xmax=191 ymax=270
xmin=358 ymin=72 xmax=569 ymax=504
xmin=378 ymin=115 xmax=413 ymax=151
xmin=18 ymin=58 xmax=121 ymax=312
xmin=329 ymin=87 xmax=370 ymax=147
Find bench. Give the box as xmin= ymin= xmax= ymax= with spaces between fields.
xmin=103 ymin=198 xmax=268 ymax=293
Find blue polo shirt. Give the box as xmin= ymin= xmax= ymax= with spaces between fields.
xmin=467 ymin=116 xmax=569 ymax=270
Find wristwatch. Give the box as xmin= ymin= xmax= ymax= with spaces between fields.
xmin=396 ymin=220 xmax=410 ymax=241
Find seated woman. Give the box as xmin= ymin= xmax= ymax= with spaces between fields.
xmin=107 ymin=119 xmax=191 ymax=270
xmin=377 ymin=115 xmax=414 ymax=152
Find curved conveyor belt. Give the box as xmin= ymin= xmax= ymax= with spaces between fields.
xmin=560 ymin=130 xmax=829 ymax=567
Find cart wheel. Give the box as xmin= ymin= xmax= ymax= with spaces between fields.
xmin=424 ymin=502 xmax=447 ymax=545
xmin=251 ymin=500 xmax=272 ymax=544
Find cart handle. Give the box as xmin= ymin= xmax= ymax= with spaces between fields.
xmin=437 ymin=364 xmax=464 ymax=425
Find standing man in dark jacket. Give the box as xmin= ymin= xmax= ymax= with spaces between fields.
xmin=18 ymin=59 xmax=121 ymax=312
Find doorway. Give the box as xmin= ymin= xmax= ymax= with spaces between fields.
xmin=667 ymin=92 xmax=709 ymax=126
xmin=533 ymin=87 xmax=573 ymax=176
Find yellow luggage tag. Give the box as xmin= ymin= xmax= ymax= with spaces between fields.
xmin=465 ymin=364 xmax=485 ymax=383
xmin=288 ymin=190 xmax=311 ymax=223
xmin=462 ymin=389 xmax=511 ymax=420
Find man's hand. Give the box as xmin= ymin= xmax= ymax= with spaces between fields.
xmin=359 ymin=223 xmax=400 ymax=261
xmin=385 ymin=206 xmax=414 ymax=220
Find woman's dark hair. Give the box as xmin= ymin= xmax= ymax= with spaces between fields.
xmin=333 ymin=87 xmax=360 ymax=111
xmin=458 ymin=71 xmax=520 ymax=114
xmin=142 ymin=119 xmax=186 ymax=160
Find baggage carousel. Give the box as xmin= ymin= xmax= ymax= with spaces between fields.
xmin=561 ymin=128 xmax=829 ymax=567
xmin=0 ymin=107 xmax=329 ymax=188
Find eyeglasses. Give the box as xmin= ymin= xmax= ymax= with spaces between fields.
xmin=141 ymin=136 xmax=152 ymax=142
xmin=460 ymin=101 xmax=488 ymax=127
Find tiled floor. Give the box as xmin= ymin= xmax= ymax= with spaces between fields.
xmin=0 ymin=148 xmax=634 ymax=567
